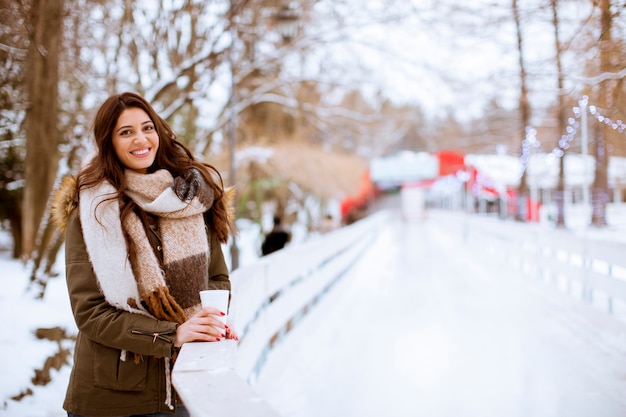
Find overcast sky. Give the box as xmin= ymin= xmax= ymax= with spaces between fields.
xmin=294 ymin=0 xmax=594 ymax=123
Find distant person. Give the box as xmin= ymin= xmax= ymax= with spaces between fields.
xmin=319 ymin=214 xmax=338 ymax=234
xmin=261 ymin=216 xmax=291 ymax=256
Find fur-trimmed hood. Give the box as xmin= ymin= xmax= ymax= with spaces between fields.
xmin=51 ymin=175 xmax=79 ymax=234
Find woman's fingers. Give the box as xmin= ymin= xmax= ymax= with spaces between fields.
xmin=175 ymin=308 xmax=230 ymax=345
xmin=190 ymin=315 xmax=225 ymax=329
xmin=197 ymin=306 xmax=226 ymax=317
xmin=225 ymin=326 xmax=239 ymax=341
xmin=176 ymin=324 xmax=223 ymax=344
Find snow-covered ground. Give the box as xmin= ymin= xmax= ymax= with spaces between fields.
xmin=2 ymin=207 xmax=626 ymax=416
xmin=0 ymin=253 xmax=75 ymax=416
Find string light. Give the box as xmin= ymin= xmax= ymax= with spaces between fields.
xmin=557 ymin=96 xmax=626 ymax=150
xmin=518 ymin=95 xmax=626 ymax=178
xmin=518 ymin=126 xmax=540 ymax=178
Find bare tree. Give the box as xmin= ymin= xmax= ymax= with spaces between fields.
xmin=0 ymin=0 xmax=29 ymax=258
xmin=512 ymin=0 xmax=531 ymax=221
xmin=590 ymin=0 xmax=612 ymax=227
xmin=551 ymin=0 xmax=567 ymax=228
xmin=21 ymin=0 xmax=63 ymax=258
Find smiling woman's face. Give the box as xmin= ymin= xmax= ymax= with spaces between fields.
xmin=112 ymin=107 xmax=159 ymax=173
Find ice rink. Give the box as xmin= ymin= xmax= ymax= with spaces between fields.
xmin=255 ymin=211 xmax=626 ymax=417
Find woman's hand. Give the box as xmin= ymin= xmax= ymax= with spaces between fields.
xmin=225 ymin=322 xmax=239 ymax=341
xmin=173 ymin=307 xmax=227 ymax=347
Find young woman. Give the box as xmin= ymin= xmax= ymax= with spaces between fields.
xmin=52 ymin=92 xmax=237 ymax=416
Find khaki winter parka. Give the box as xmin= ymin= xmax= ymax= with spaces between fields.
xmin=61 ymin=207 xmax=230 ymax=416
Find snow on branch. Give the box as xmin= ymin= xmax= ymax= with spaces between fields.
xmin=572 ymin=67 xmax=626 ymax=85
xmin=144 ymin=39 xmax=227 ymax=104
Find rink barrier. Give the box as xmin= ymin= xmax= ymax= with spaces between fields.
xmin=432 ymin=211 xmax=626 ymax=319
xmin=172 ymin=211 xmax=387 ymax=417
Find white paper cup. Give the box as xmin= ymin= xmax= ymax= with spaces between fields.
xmin=199 ymin=289 xmax=229 ymax=330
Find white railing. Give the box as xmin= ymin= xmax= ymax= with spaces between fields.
xmin=173 ymin=211 xmax=388 ymax=417
xmin=430 ymin=210 xmax=626 ymax=318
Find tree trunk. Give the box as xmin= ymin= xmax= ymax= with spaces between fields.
xmin=512 ymin=0 xmax=531 ymax=221
xmin=551 ymin=0 xmax=567 ymax=228
xmin=591 ymin=124 xmax=609 ymax=226
xmin=21 ymin=0 xmax=63 ymax=258
xmin=591 ymin=0 xmax=611 ymax=227
xmin=8 ymin=201 xmax=22 ymax=259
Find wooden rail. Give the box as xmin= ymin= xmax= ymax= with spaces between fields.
xmin=172 ymin=211 xmax=388 ymax=416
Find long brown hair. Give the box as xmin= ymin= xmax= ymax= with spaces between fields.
xmin=78 ymin=92 xmax=233 ymax=242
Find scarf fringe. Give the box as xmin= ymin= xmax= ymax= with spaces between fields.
xmin=145 ymin=287 xmax=188 ymax=324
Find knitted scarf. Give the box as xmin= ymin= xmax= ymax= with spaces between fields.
xmin=79 ymin=168 xmax=214 ymax=324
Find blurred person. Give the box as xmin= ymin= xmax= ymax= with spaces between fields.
xmin=51 ymin=92 xmax=238 ymax=417
xmin=261 ymin=215 xmax=291 ymax=256
xmin=319 ymin=214 xmax=338 ymax=234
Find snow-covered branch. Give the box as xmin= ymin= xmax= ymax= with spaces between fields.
xmin=572 ymin=67 xmax=626 ymax=85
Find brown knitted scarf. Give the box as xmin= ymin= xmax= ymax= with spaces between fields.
xmin=124 ymin=169 xmax=214 ymax=324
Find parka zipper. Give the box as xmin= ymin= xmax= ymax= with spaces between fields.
xmin=131 ymin=329 xmax=175 ymax=343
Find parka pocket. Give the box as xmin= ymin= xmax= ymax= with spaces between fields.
xmin=93 ymin=343 xmax=148 ymax=391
